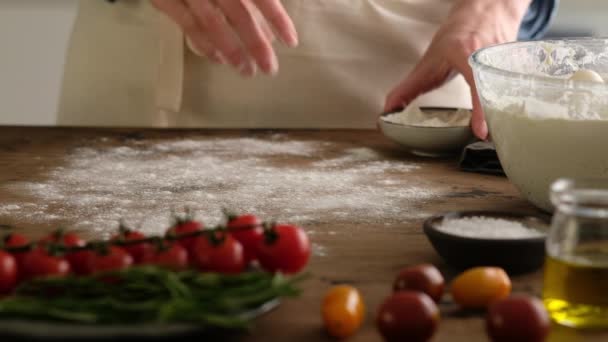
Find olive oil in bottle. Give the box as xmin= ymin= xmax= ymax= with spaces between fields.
xmin=543 ymin=252 xmax=608 ymax=328
xmin=543 ymin=178 xmax=608 ymax=329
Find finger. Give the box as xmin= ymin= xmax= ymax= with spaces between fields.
xmin=253 ymin=0 xmax=298 ymax=47
xmin=245 ymin=0 xmax=276 ymax=42
xmin=257 ymin=13 xmax=277 ymax=43
xmin=152 ymin=0 xmax=225 ymax=64
xmin=186 ymin=0 xmax=248 ymax=70
xmin=152 ymin=0 xmax=200 ymax=37
xmin=467 ymin=76 xmax=488 ymax=140
xmin=450 ymin=55 xmax=488 ymax=140
xmin=215 ymin=0 xmax=277 ymax=75
xmin=384 ymin=61 xmax=448 ymax=113
xmin=238 ymin=56 xmax=259 ymax=78
xmin=186 ymin=36 xmax=225 ymax=64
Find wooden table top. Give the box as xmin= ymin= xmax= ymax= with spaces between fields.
xmin=0 ymin=127 xmax=606 ymax=341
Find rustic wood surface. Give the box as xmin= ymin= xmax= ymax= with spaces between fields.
xmin=0 ymin=127 xmax=605 ymax=341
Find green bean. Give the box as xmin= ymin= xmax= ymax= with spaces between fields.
xmin=0 ymin=266 xmax=303 ymax=328
xmin=164 ymin=272 xmax=193 ymax=299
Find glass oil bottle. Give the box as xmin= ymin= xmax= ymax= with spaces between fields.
xmin=543 ymin=178 xmax=608 ymax=328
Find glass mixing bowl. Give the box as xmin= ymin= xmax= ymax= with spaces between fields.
xmin=470 ymin=38 xmax=608 ymax=212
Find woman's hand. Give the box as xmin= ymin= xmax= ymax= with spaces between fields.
xmin=151 ymin=0 xmax=298 ymax=77
xmin=384 ymin=0 xmax=532 ymax=139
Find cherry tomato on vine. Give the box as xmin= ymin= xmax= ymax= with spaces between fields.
xmin=69 ymin=250 xmax=96 ymax=276
xmin=88 ymin=246 xmax=133 ymax=273
xmin=322 ymin=285 xmax=366 ymax=339
xmin=191 ymin=233 xmax=245 ymax=274
xmin=22 ymin=248 xmax=71 ymax=280
xmin=0 ymin=251 xmax=17 ymax=294
xmin=112 ymin=229 xmax=154 ymax=264
xmin=40 ymin=231 xmax=85 ymax=248
xmin=167 ymin=219 xmax=203 ymax=253
xmin=4 ymin=233 xmax=29 ymax=249
xmin=227 ymin=214 xmax=263 ymax=263
xmin=256 ymin=224 xmax=310 ymax=274
xmin=149 ymin=243 xmax=189 ymax=271
xmin=38 ymin=231 xmax=93 ymax=276
xmin=4 ymin=233 xmax=30 ymax=275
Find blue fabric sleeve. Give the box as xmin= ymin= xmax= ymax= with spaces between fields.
xmin=518 ymin=0 xmax=559 ymax=40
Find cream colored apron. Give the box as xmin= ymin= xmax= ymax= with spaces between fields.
xmin=58 ymin=0 xmax=471 ymax=129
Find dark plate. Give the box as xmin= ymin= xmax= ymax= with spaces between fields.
xmin=0 ymin=299 xmax=280 ymax=341
xmin=423 ymin=211 xmax=551 ymax=275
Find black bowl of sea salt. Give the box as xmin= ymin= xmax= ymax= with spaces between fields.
xmin=423 ymin=211 xmax=551 ymax=275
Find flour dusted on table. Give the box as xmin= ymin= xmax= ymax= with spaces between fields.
xmin=0 ymin=135 xmax=440 ymax=240
xmin=0 ymin=205 xmax=21 ymax=211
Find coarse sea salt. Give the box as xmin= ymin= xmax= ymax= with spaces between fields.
xmin=436 ymin=216 xmax=546 ymax=239
xmin=0 ymin=136 xmax=439 ymax=243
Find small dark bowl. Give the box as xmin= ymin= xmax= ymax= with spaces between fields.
xmin=423 ymin=211 xmax=551 ymax=275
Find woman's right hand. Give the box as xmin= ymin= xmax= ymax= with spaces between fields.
xmin=151 ymin=0 xmax=298 ymax=77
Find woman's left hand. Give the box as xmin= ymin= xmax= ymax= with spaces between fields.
xmin=384 ymin=0 xmax=532 ymax=140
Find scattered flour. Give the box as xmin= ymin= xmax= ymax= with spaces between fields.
xmin=0 ymin=136 xmax=439 ymax=243
xmin=312 ymin=244 xmax=328 ymax=257
xmin=437 ymin=216 xmax=546 ymax=239
xmin=0 ymin=205 xmax=21 ymax=211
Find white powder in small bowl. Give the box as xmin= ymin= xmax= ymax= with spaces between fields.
xmin=436 ymin=216 xmax=546 ymax=239
xmin=383 ymin=106 xmax=471 ymax=128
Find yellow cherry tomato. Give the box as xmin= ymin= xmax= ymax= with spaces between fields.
xmin=322 ymin=285 xmax=365 ymax=339
xmin=451 ymin=267 xmax=511 ymax=309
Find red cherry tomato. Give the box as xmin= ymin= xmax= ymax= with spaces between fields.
xmin=486 ymin=295 xmax=550 ymax=342
xmin=256 ymin=224 xmax=310 ymax=274
xmin=167 ymin=220 xmax=203 ymax=252
xmin=191 ymin=234 xmax=245 ymax=274
xmin=4 ymin=233 xmax=29 ymax=248
xmin=150 ymin=243 xmax=189 ymax=271
xmin=227 ymin=214 xmax=263 ymax=263
xmin=62 ymin=233 xmax=85 ymax=247
xmin=39 ymin=231 xmax=94 ymax=276
xmin=40 ymin=231 xmax=85 ymax=248
xmin=22 ymin=248 xmax=71 ymax=280
xmin=393 ymin=264 xmax=445 ymax=302
xmin=88 ymin=246 xmax=133 ymax=273
xmin=69 ymin=250 xmax=96 ymax=276
xmin=0 ymin=251 xmax=17 ymax=294
xmin=377 ymin=291 xmax=440 ymax=342
xmin=4 ymin=233 xmax=30 ymax=277
xmin=112 ymin=230 xmax=154 ymax=264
